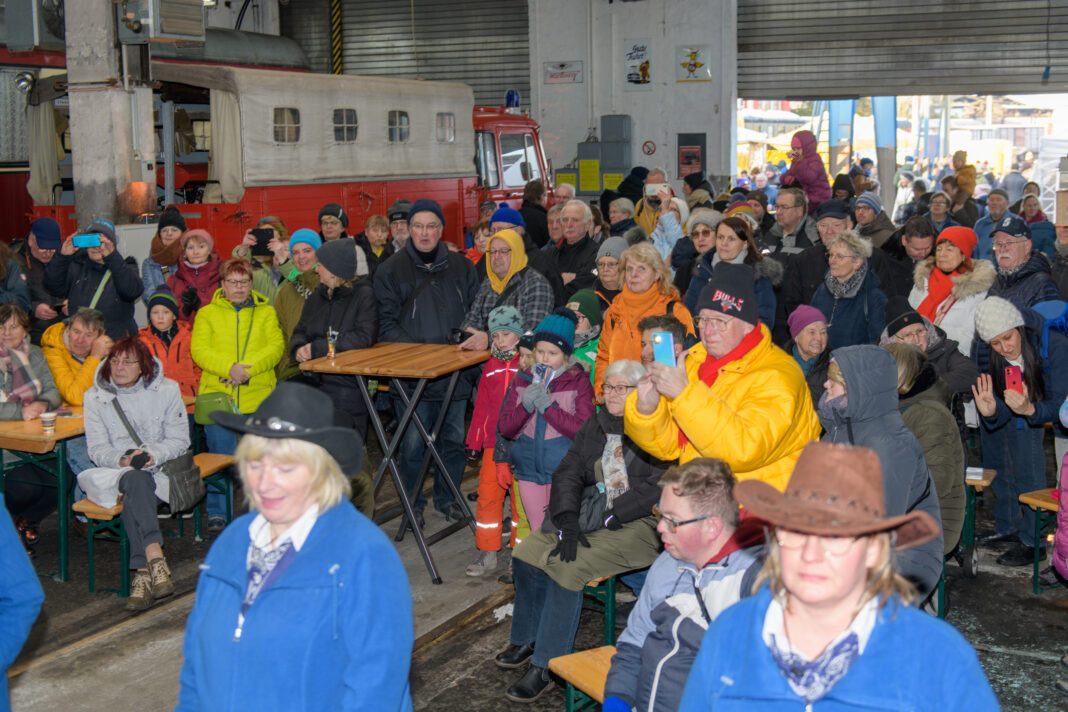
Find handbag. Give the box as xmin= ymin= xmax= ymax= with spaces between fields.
xmin=194 ymin=391 xmax=237 ymax=426
xmin=111 ymin=400 xmax=203 ymax=512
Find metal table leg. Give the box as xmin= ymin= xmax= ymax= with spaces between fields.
xmin=56 ymin=440 xmax=68 ymax=582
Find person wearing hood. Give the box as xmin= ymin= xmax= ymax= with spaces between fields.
xmin=971 ymin=297 xmax=1068 ymax=567
xmin=141 ymin=207 xmax=186 ymax=304
xmin=274 ymin=230 xmax=322 ymax=381
xmin=191 ymin=257 xmax=285 ymax=533
xmin=289 ymin=239 xmax=378 ymax=493
xmin=317 ymin=202 xmax=378 ymax=279
xmin=879 ymin=296 xmax=979 ymax=401
xmin=45 ymin=219 xmax=143 ymax=340
xmin=684 ymin=216 xmax=782 ymax=329
xmin=778 ymin=130 xmax=831 ymax=215
xmin=594 ymin=242 xmax=693 ymax=397
xmin=831 ymin=173 xmax=856 ymax=204
xmin=810 ymin=229 xmax=888 ymax=350
xmin=566 ymin=290 xmax=602 ymax=380
xmin=816 ymin=345 xmax=944 ymax=597
xmin=854 ymin=192 xmax=897 ymax=249
xmin=475 ymin=205 xmax=566 ymax=307
xmin=908 ymin=225 xmax=995 ymax=358
xmin=79 ymin=337 xmax=189 ymax=609
xmin=497 ymin=358 xmax=667 ymax=703
xmin=885 ymin=343 xmax=965 ymax=556
xmin=459 ymin=229 xmax=554 ymax=349
xmin=785 ymin=305 xmax=829 ymax=408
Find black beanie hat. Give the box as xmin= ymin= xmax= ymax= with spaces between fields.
xmin=695 ymin=262 xmax=759 ymax=326
xmin=684 ymin=172 xmax=706 ymax=191
xmin=319 ymin=203 xmax=349 ymax=229
xmin=885 ymin=296 xmax=925 ymax=337
xmin=158 ymin=206 xmax=186 ymax=234
xmin=316 ymin=238 xmax=358 ymax=281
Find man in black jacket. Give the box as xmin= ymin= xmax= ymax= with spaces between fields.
xmin=550 ymin=200 xmax=600 ymax=299
xmin=373 ymin=199 xmax=479 ymax=525
xmin=12 ymin=218 xmax=65 ymax=344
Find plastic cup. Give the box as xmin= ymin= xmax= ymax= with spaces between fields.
xmin=40 ymin=412 xmax=56 ymax=435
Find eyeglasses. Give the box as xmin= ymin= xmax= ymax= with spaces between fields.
xmin=773 ymin=527 xmax=859 ymax=556
xmin=993 ymin=238 xmax=1026 ymax=251
xmin=224 ymin=278 xmax=251 ymax=286
xmin=773 ymin=203 xmax=799 ymax=211
xmin=652 ymin=504 xmax=711 ymax=533
xmin=893 ymin=326 xmax=926 ymax=344
xmin=602 ymin=384 xmax=634 ymax=396
xmin=695 ymin=316 xmax=731 ymax=332
xmin=827 ymin=252 xmax=858 ymax=262
xmin=109 ymin=358 xmax=139 ymax=366
xmin=691 ymin=228 xmax=715 ymax=238
xmin=410 ymin=222 xmax=442 ymax=232
xmin=596 ymin=260 xmax=619 ymax=270
xmin=487 ymin=248 xmax=512 ymax=257
xmin=319 ymin=218 xmax=342 ymax=226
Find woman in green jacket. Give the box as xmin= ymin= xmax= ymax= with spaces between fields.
xmin=191 ymin=257 xmax=284 ymax=532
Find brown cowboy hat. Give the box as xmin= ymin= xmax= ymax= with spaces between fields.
xmin=734 ymin=442 xmax=940 ymax=550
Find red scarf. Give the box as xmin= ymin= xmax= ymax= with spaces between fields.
xmin=678 ymin=324 xmax=764 ymax=449
xmin=916 ymin=267 xmax=963 ymax=322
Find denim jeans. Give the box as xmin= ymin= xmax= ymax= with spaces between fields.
xmin=510 ymin=560 xmax=584 ymax=668
xmin=203 ymin=424 xmax=236 ymax=519
xmin=391 ymin=397 xmax=467 ymax=513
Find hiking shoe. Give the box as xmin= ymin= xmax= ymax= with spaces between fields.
xmin=465 ymin=550 xmax=498 ymax=577
xmin=148 ymin=556 xmax=175 ymax=598
xmin=126 ymin=571 xmax=154 ymax=611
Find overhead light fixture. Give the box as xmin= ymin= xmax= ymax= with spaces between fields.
xmin=15 ymin=72 xmax=35 ymax=94
xmin=203 ymin=0 xmax=217 ymax=6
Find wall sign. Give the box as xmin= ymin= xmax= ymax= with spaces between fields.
xmin=543 ymin=62 xmax=583 ymax=85
xmin=623 ymin=38 xmax=653 ymax=92
xmin=642 ymin=141 xmax=656 ymax=156
xmin=676 ymin=45 xmax=712 ymax=82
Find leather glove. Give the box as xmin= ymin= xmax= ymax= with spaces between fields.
xmin=603 ymin=512 xmax=622 ymax=531
xmin=601 ymin=697 xmax=633 ymax=712
xmin=495 ymin=462 xmax=514 ymax=490
xmin=549 ymin=512 xmax=590 ymax=563
xmin=180 ymin=286 xmax=201 ymax=317
xmin=521 ymin=382 xmax=547 ymax=413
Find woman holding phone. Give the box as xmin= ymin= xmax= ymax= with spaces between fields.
xmin=972 ymin=296 xmax=1068 ymax=567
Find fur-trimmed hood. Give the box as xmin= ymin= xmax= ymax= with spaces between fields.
xmin=912 ymin=257 xmax=995 ymax=300
xmin=753 ymin=255 xmax=784 ymax=287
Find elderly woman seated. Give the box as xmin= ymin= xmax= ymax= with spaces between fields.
xmin=494 ymin=359 xmax=673 ymax=702
xmin=679 ymin=442 xmax=998 ymax=710
xmin=811 ymin=229 xmax=888 ymax=349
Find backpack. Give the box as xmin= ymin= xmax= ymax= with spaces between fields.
xmin=1031 ymin=300 xmax=1068 ymax=360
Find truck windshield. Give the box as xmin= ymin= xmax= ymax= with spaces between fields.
xmin=500 ymin=132 xmax=540 ymax=187
xmin=476 ymin=131 xmax=499 ymax=189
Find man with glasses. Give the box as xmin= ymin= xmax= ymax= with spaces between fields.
xmin=878 ymin=296 xmax=978 ymax=399
xmin=13 ymin=218 xmax=64 ymax=344
xmin=973 ymin=188 xmax=1014 ymax=261
xmin=471 ymin=206 xmax=565 ymax=307
xmin=988 ymin=215 xmax=1060 ymax=310
xmin=373 ymin=199 xmax=479 ymax=525
xmin=760 ymin=187 xmax=818 ymax=259
xmin=626 ymin=262 xmax=820 ymax=493
xmin=603 ymin=458 xmax=763 ymax=712
xmin=387 ymin=198 xmax=413 ymax=250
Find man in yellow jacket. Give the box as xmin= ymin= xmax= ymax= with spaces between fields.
xmin=625 ymin=262 xmax=820 ymax=492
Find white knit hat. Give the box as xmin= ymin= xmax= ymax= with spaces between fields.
xmin=974 ymin=296 xmax=1025 ymax=343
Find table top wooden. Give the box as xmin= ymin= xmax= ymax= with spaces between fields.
xmin=0 ymin=407 xmax=84 ymax=454
xmin=300 ymin=342 xmax=490 ymax=379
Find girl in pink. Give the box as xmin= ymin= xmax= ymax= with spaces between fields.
xmin=779 ymin=129 xmax=832 ymax=215
xmin=167 ymin=229 xmax=220 ymax=325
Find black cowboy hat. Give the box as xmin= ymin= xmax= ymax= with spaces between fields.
xmin=212 ymin=382 xmax=362 ymax=476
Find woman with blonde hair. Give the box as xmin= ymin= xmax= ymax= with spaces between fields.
xmin=679 ymin=442 xmax=997 ymax=711
xmin=593 ymin=242 xmax=693 ymax=396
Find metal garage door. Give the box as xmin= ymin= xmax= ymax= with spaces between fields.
xmin=282 ymin=0 xmax=530 ymax=108
xmin=738 ymin=0 xmax=1068 ymax=98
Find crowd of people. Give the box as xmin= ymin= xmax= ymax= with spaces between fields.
xmin=3 ymin=151 xmax=1065 ymax=709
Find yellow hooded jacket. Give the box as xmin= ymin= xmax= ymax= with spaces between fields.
xmin=41 ymin=322 xmax=102 ymax=406
xmin=624 ymin=323 xmax=820 ymax=492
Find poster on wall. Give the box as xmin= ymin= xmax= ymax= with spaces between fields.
xmin=543 ymin=62 xmax=583 ymax=84
xmin=676 ymin=45 xmax=712 ymax=82
xmin=679 ymin=146 xmax=703 ymax=179
xmin=623 ymin=38 xmax=653 ymax=91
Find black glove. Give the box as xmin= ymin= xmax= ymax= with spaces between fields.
xmin=129 ymin=452 xmax=150 ymax=469
xmin=603 ymin=512 xmax=622 ymax=531
xmin=180 ymin=286 xmax=201 ymax=317
xmin=549 ymin=513 xmax=590 ymax=563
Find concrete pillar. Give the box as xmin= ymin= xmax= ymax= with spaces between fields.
xmin=65 ymin=0 xmax=155 ymax=226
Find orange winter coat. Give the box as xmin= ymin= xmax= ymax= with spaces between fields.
xmin=138 ymin=323 xmax=201 ymax=413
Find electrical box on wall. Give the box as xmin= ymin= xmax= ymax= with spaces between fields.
xmin=116 ymin=0 xmax=206 ymax=44
xmin=5 ymin=0 xmax=67 ymax=52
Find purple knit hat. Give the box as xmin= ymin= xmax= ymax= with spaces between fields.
xmin=787 ymin=304 xmax=827 ymax=340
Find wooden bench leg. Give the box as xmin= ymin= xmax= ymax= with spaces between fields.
xmin=1032 ymin=508 xmax=1058 ymax=595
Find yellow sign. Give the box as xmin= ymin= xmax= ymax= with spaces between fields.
xmin=602 ymin=173 xmax=624 ymax=191
xmin=579 ymin=160 xmax=601 ymax=193
xmin=555 ymin=172 xmax=577 ymax=190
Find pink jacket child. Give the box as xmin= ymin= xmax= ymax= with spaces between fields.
xmin=1054 ymin=400 xmax=1068 ymax=579
xmin=167 ymin=229 xmax=221 ymax=325
xmin=779 ymin=129 xmax=832 ymax=215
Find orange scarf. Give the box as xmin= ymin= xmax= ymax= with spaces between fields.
xmin=917 ymin=267 xmax=963 ymax=322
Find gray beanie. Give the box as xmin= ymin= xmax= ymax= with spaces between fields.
xmin=316 ymin=238 xmax=358 ymax=281
xmin=974 ymin=296 xmax=1025 ymax=343
xmin=688 ymin=209 xmax=724 ymax=234
xmin=597 ymin=236 xmax=628 ymax=262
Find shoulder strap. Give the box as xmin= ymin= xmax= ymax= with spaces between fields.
xmin=400 ymin=274 xmax=433 ymax=319
xmin=665 ymin=299 xmax=677 ymax=317
xmin=111 ymin=398 xmax=143 ymax=446
xmin=88 ymin=272 xmax=112 ymax=310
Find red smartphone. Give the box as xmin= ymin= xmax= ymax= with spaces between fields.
xmin=1004 ymin=366 xmax=1024 ymax=394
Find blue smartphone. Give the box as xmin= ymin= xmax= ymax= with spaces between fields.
xmin=651 ymin=331 xmax=675 ymax=366
xmin=72 ymin=233 xmax=102 ymax=248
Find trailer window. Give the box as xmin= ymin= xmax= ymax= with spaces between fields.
xmin=273 ymin=108 xmax=301 ymax=143
xmin=500 ymin=132 xmax=539 ymax=187
xmin=388 ymin=110 xmax=410 ymax=143
xmin=476 ymin=131 xmax=499 ymax=189
xmin=333 ymin=109 xmax=358 ymax=142
xmin=435 ymin=113 xmax=455 ymax=143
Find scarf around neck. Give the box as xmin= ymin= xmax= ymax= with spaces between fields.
xmin=825 ymin=260 xmax=867 ymax=299
xmin=150 ymin=233 xmax=184 ymax=267
xmin=0 ymin=339 xmax=42 ymax=405
xmin=917 ymin=265 xmax=964 ymax=322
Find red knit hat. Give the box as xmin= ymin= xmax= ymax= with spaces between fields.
xmin=937 ymin=226 xmax=977 ymax=261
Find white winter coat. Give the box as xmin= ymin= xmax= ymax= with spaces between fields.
xmin=908 ymin=258 xmax=996 ymax=358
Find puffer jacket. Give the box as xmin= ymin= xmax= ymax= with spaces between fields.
xmin=41 ymin=322 xmax=102 ymax=406
xmin=990 ymin=250 xmax=1061 ymax=310
xmin=465 ymin=352 xmax=520 ymax=450
xmin=819 ymin=345 xmax=944 ymax=597
xmin=0 ymin=344 xmax=60 ymax=420
xmin=684 ymin=256 xmax=782 ymax=329
xmin=167 ymin=258 xmax=221 ymax=325
xmin=43 ymin=250 xmax=143 ymax=340
xmin=547 ymin=410 xmax=675 ymax=526
xmin=190 ymin=289 xmax=284 ymax=415
xmin=898 ymin=366 xmax=965 ymax=554
xmin=1056 ymin=402 xmax=1068 ymax=580
xmin=595 ymin=285 xmax=693 ymax=395
xmin=79 ymin=358 xmax=189 ymax=507
xmin=138 ymin=322 xmax=201 ymax=412
xmin=498 ymin=363 xmax=596 ymax=485
xmin=605 ymin=519 xmax=764 ymax=712
xmin=625 ymin=323 xmax=821 ymax=492
xmin=908 ymin=257 xmax=995 ymax=357
xmin=777 ymin=130 xmax=831 ymax=214
xmin=811 ymin=263 xmax=888 ymax=350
